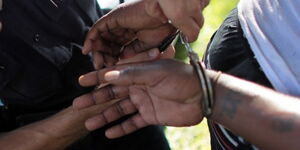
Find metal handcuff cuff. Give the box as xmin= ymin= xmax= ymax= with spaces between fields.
xmin=158 ymin=31 xmax=214 ymax=118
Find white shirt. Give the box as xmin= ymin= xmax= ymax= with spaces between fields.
xmin=238 ymin=0 xmax=300 ymax=96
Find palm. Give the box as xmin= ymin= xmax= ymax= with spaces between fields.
xmin=84 ymin=0 xmax=175 ymax=63
xmin=129 ymin=85 xmax=203 ymax=127
xmin=75 ymin=59 xmax=205 ymax=138
xmin=126 ymin=59 xmax=204 ymax=126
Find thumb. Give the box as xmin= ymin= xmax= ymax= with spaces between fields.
xmin=144 ymin=0 xmax=168 ymax=23
xmin=79 ymin=59 xmax=171 ymax=87
xmin=103 ymin=63 xmax=160 ymax=86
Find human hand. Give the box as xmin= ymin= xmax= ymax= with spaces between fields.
xmin=145 ymin=0 xmax=209 ymax=42
xmin=39 ymin=99 xmax=120 ymax=140
xmin=117 ymin=45 xmax=175 ymax=65
xmin=74 ymin=45 xmax=175 ymax=113
xmin=83 ymin=0 xmax=176 ymax=69
xmin=73 ymin=59 xmax=203 ymax=138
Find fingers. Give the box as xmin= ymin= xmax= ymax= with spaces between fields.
xmin=85 ymin=98 xmax=139 ymax=131
xmin=105 ymin=114 xmax=148 ymax=139
xmin=89 ymin=46 xmax=174 ymax=80
xmin=121 ymin=24 xmax=175 ymax=58
xmin=103 ymin=54 xmax=118 ymax=67
xmin=168 ymin=11 xmax=202 ymax=42
xmin=83 ymin=99 xmax=122 ymax=117
xmin=156 ymin=0 xmax=204 ymax=42
xmin=169 ymin=16 xmax=200 ymax=42
xmin=87 ymin=26 xmax=174 ymax=68
xmin=73 ymin=84 xmax=129 ymax=109
xmin=103 ymin=66 xmax=153 ymax=86
xmin=117 ymin=48 xmax=160 ymax=65
xmin=117 ymin=45 xmax=174 ymax=65
xmin=78 ymin=68 xmax=113 ymax=87
xmin=92 ymin=51 xmax=104 ymax=70
xmin=79 ymin=59 xmax=173 ymax=88
xmin=83 ymin=19 xmax=133 ymax=56
xmin=160 ymin=46 xmax=175 ymax=58
xmin=83 ymin=22 xmax=102 ymax=54
xmin=144 ymin=0 xmax=168 ymax=23
xmin=83 ymin=15 xmax=118 ymax=54
xmin=187 ymin=0 xmax=205 ymax=27
xmin=78 ymin=65 xmax=138 ymax=87
xmin=117 ymin=46 xmax=174 ymax=65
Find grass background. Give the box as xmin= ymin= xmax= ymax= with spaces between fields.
xmin=167 ymin=0 xmax=239 ymax=150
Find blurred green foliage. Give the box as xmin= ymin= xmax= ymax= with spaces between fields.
xmin=166 ymin=119 xmax=211 ymax=150
xmin=167 ymin=0 xmax=239 ymax=150
xmin=175 ymin=0 xmax=239 ymax=60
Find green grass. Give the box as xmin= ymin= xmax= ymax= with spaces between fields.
xmin=167 ymin=0 xmax=239 ymax=150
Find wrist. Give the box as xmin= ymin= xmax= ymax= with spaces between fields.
xmin=35 ymin=108 xmax=89 ymax=140
xmin=190 ymin=66 xmax=222 ymax=119
xmin=192 ymin=61 xmax=214 ymax=118
xmin=205 ymin=70 xmax=224 ymax=122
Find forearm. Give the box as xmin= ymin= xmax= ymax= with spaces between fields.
xmin=210 ymin=71 xmax=300 ymax=150
xmin=0 ymin=101 xmax=116 ymax=150
xmin=0 ymin=107 xmax=88 ymax=150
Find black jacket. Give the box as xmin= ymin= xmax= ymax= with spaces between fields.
xmin=204 ymin=9 xmax=272 ymax=150
xmin=0 ymin=0 xmax=101 ymax=130
xmin=0 ymin=1 xmax=170 ymax=149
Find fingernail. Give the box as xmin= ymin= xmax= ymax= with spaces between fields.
xmin=104 ymin=71 xmax=120 ymax=81
xmin=79 ymin=75 xmax=84 ymax=81
xmin=148 ymin=49 xmax=158 ymax=58
xmin=85 ymin=120 xmax=98 ymax=131
xmin=72 ymin=97 xmax=83 ymax=109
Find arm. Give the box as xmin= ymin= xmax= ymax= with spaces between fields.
xmin=211 ymin=72 xmax=300 ymax=150
xmin=0 ymin=100 xmax=117 ymax=150
xmin=0 ymin=48 xmax=173 ymax=150
xmin=75 ymin=59 xmax=300 ymax=150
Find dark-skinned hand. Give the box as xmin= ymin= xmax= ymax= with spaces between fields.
xmin=73 ymin=59 xmax=203 ymax=139
xmin=83 ymin=0 xmax=176 ymax=69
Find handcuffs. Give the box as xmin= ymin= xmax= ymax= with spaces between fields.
xmin=158 ymin=31 xmax=214 ymax=118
